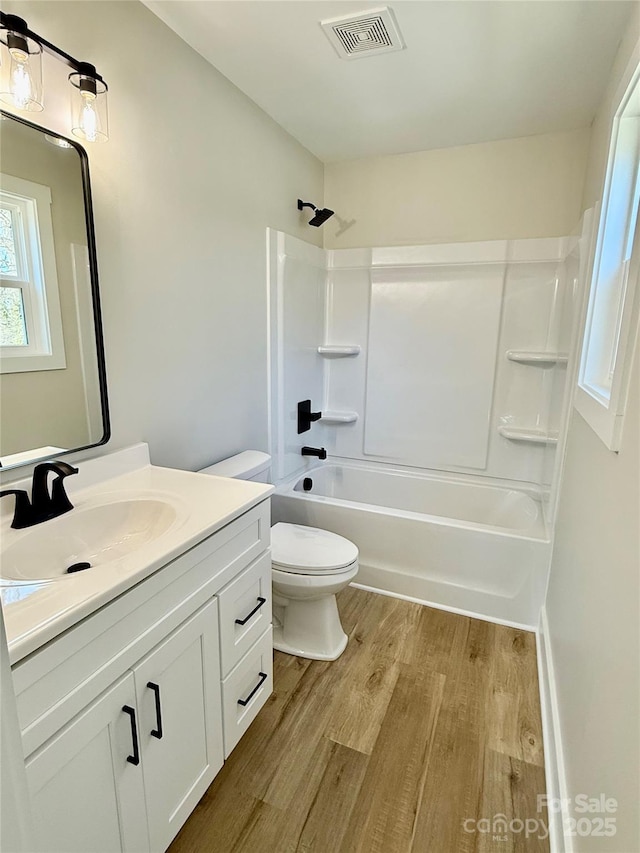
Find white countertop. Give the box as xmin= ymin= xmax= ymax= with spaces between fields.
xmin=0 ymin=446 xmax=272 ymax=664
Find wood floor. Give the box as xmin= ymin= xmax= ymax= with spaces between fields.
xmin=169 ymin=587 xmax=549 ymax=853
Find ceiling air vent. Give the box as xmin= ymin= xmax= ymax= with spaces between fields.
xmin=320 ymin=7 xmax=405 ymax=61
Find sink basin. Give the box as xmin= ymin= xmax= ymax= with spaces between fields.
xmin=1 ymin=499 xmax=178 ymax=582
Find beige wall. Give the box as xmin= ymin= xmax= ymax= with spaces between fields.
xmin=1 ymin=0 xmax=323 ymax=473
xmin=323 ymin=128 xmax=590 ymax=249
xmin=545 ymin=7 xmax=640 ymax=850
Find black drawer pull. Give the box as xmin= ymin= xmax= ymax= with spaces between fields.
xmin=122 ymin=705 xmax=140 ymax=765
xmin=235 ymin=597 xmax=267 ymax=626
xmin=237 ymin=672 xmax=268 ymax=707
xmin=147 ymin=682 xmax=163 ymax=739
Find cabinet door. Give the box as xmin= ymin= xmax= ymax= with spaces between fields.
xmin=25 ymin=673 xmax=148 ymax=853
xmin=133 ymin=597 xmax=223 ymax=853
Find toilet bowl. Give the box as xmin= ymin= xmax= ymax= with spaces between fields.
xmin=199 ymin=451 xmax=358 ymax=661
xmin=271 ymin=522 xmax=358 ymax=660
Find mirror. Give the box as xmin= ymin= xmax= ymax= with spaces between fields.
xmin=0 ymin=111 xmax=109 ymax=470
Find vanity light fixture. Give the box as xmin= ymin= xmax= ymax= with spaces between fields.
xmin=0 ymin=12 xmax=109 ymax=141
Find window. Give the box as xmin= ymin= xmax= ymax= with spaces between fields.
xmin=0 ymin=174 xmax=66 ymax=373
xmin=576 ymin=62 xmax=640 ymax=450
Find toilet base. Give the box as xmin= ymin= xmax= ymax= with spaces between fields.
xmin=272 ymin=595 xmax=349 ymax=661
xmin=273 ymin=625 xmax=348 ymax=661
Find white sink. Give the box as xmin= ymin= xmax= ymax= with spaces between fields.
xmin=2 ymin=498 xmax=178 ymax=582
xmin=0 ymin=446 xmax=274 ymax=664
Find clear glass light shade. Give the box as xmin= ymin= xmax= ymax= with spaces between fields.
xmin=69 ymin=72 xmax=108 ymax=143
xmin=0 ymin=33 xmax=44 ymax=112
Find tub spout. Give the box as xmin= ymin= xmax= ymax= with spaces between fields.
xmin=301 ymin=446 xmax=327 ymax=460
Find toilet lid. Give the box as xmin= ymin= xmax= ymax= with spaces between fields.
xmin=271 ymin=523 xmax=358 ymax=574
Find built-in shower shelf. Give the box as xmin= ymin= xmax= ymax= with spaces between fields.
xmin=498 ymin=426 xmax=559 ymax=445
xmin=317 ymin=345 xmax=361 ymax=357
xmin=506 ymin=350 xmax=569 ymax=366
xmin=320 ymin=411 xmax=358 ymax=424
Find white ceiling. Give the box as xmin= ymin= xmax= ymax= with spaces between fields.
xmin=145 ymin=0 xmax=635 ymax=163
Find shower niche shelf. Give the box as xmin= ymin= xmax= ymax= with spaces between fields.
xmin=506 ymin=350 xmax=568 ymax=366
xmin=498 ymin=426 xmax=559 ymax=445
xmin=317 ymin=345 xmax=361 ymax=357
xmin=320 ymin=411 xmax=358 ymax=424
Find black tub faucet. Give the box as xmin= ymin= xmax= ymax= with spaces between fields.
xmin=0 ymin=460 xmax=79 ymax=529
xmin=301 ymin=446 xmax=327 ymax=460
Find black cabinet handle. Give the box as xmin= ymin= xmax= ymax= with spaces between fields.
xmin=147 ymin=682 xmax=163 ymax=739
xmin=235 ymin=597 xmax=267 ymax=626
xmin=122 ymin=705 xmax=140 ymax=765
xmin=237 ymin=672 xmax=268 ymax=707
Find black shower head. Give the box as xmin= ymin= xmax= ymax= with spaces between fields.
xmin=308 ymin=207 xmax=335 ymax=227
xmin=297 ymin=198 xmax=335 ymax=227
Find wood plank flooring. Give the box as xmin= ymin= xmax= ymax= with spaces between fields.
xmin=169 ymin=587 xmax=549 ymax=853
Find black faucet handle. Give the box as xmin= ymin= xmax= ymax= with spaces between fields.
xmin=0 ymin=489 xmax=34 ymax=530
xmin=297 ymin=400 xmax=323 ymax=434
xmin=50 ymin=475 xmax=75 ymax=516
xmin=32 ymin=460 xmax=79 ymax=511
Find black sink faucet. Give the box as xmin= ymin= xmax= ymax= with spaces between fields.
xmin=301 ymin=446 xmax=327 ymax=460
xmin=0 ymin=460 xmax=79 ymax=529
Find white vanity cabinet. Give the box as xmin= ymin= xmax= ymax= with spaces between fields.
xmin=12 ymin=499 xmax=273 ymax=853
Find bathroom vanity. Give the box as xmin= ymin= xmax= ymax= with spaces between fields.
xmin=1 ymin=446 xmax=273 ymax=853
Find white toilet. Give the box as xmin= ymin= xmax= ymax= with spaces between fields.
xmin=200 ymin=451 xmax=358 ymax=661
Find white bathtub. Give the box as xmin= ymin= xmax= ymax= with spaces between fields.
xmin=272 ymin=461 xmax=551 ymax=628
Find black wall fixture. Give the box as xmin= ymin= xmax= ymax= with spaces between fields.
xmin=298 ymin=400 xmax=322 ymax=434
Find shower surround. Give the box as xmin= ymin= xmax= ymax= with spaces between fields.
xmin=267 ymin=223 xmax=592 ymax=626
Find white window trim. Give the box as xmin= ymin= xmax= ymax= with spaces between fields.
xmin=575 ymin=55 xmax=640 ymax=451
xmin=0 ymin=173 xmax=66 ymax=373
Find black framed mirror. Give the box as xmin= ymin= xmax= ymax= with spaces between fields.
xmin=0 ymin=110 xmax=109 ymax=470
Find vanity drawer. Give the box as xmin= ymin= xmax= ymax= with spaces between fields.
xmin=218 ymin=550 xmax=272 ymax=677
xmin=14 ymin=501 xmax=270 ymax=757
xmin=221 ymin=627 xmax=273 ymax=757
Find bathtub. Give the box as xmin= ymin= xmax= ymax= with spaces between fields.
xmin=272 ymin=461 xmax=551 ymax=628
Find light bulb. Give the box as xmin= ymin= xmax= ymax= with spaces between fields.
xmin=0 ymin=29 xmax=43 ymax=112
xmin=9 ymin=47 xmax=34 ymax=110
xmin=79 ymin=90 xmax=98 ymax=143
xmin=70 ymin=64 xmax=108 ymax=143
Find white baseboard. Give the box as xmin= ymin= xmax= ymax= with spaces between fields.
xmin=350 ymin=581 xmax=536 ymax=632
xmin=537 ymin=606 xmax=572 ymax=853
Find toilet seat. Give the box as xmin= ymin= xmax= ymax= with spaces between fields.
xmin=271 ymin=522 xmax=359 ymax=576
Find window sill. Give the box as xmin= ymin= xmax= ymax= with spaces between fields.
xmin=0 ymin=351 xmax=66 ymax=374
xmin=574 ymin=385 xmax=624 ymax=451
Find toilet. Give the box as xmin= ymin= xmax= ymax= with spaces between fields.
xmin=199 ymin=451 xmax=358 ymax=661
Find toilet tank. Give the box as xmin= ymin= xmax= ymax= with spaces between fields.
xmin=199 ymin=450 xmax=271 ymax=483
